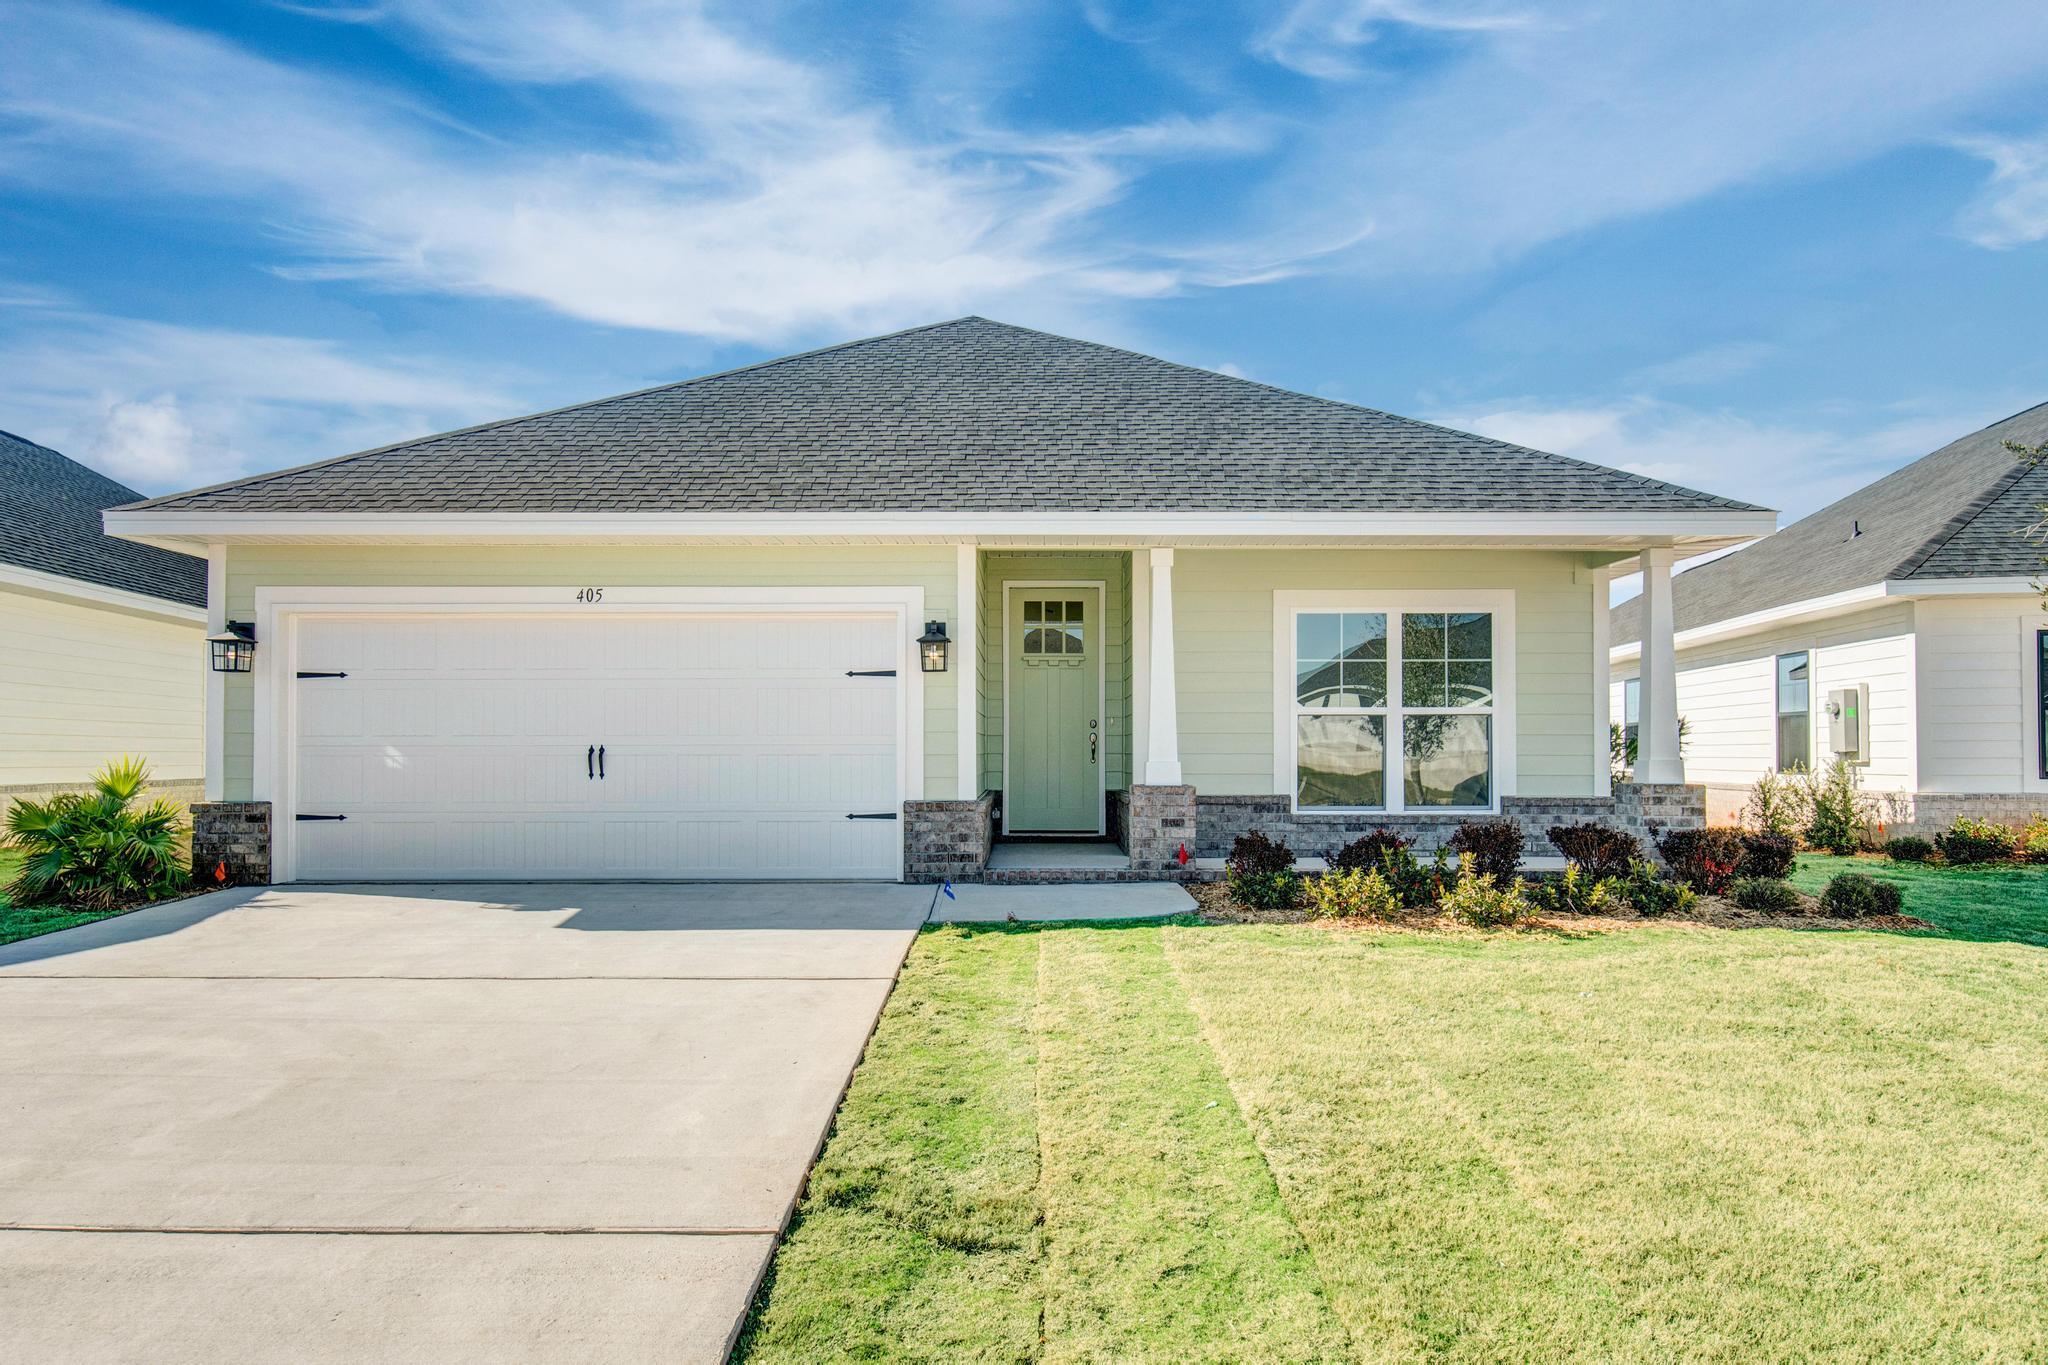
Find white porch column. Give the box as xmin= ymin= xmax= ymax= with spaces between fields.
xmin=1589 ymin=561 xmax=1613 ymax=798
xmin=1635 ymin=546 xmax=1685 ymax=785
xmin=954 ymin=543 xmax=978 ymax=800
xmin=1143 ymin=548 xmax=1182 ymax=785
xmin=204 ymin=543 xmax=225 ymax=801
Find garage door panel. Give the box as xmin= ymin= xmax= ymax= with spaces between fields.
xmin=293 ymin=613 xmax=902 ymax=880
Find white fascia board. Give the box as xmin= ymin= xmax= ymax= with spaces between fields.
xmin=0 ymin=561 xmax=206 ymax=623
xmin=1609 ymin=575 xmax=2048 ymax=664
xmin=1608 ymin=582 xmax=1889 ymax=664
xmin=1881 ymin=576 xmax=2045 ymax=598
xmin=103 ymin=507 xmax=1780 ymax=549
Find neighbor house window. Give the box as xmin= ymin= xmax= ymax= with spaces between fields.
xmin=1292 ymin=609 xmax=1494 ymax=811
xmin=1776 ymin=651 xmax=1810 ymax=771
xmin=1622 ymin=678 xmax=1641 ymax=759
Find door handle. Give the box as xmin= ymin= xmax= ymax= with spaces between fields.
xmin=587 ymin=745 xmax=595 ymax=780
xmin=598 ymin=745 xmax=606 ymax=780
xmin=1090 ymin=732 xmax=1098 ymax=764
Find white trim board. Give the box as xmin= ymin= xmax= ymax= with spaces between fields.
xmin=0 ymin=560 xmax=205 ymax=623
xmin=107 ymin=507 xmax=1778 ymax=553
xmin=999 ymin=580 xmax=1108 ymax=837
xmin=1612 ymin=577 xmax=2047 ymax=662
xmin=251 ymin=585 xmax=926 ymax=883
xmin=1272 ymin=589 xmax=1517 ymax=817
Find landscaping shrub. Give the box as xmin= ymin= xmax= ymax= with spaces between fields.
xmin=1526 ymin=865 xmax=1614 ymax=917
xmin=1224 ymin=832 xmax=1301 ymax=909
xmin=1729 ymin=877 xmax=1803 ymax=912
xmin=2022 ymin=816 xmax=2048 ymax=864
xmin=1801 ymin=758 xmax=1871 ymax=855
xmin=3 ymin=756 xmax=186 ymax=911
xmin=1302 ymin=868 xmax=1399 ymax=920
xmin=1546 ymin=823 xmax=1639 ymax=881
xmin=1373 ymin=843 xmax=1444 ymax=910
xmin=1324 ymin=828 xmax=1411 ymax=873
xmin=1655 ymin=826 xmax=1747 ymax=895
xmin=1820 ymin=872 xmax=1905 ymax=918
xmin=1440 ymin=854 xmax=1534 ymax=927
xmin=1445 ymin=819 xmax=1524 ymax=879
xmin=1884 ymin=835 xmax=1935 ymax=863
xmin=1744 ymin=768 xmax=1805 ymax=839
xmin=1610 ymin=860 xmax=1698 ymax=917
xmin=1736 ymin=831 xmax=1796 ymax=881
xmin=1934 ymin=816 xmax=2019 ymax=866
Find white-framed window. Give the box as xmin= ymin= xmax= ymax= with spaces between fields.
xmin=1276 ymin=591 xmax=1516 ymax=814
xmin=1775 ymin=650 xmax=1810 ymax=772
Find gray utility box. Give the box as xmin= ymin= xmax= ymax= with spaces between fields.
xmin=1825 ymin=684 xmax=1870 ymax=763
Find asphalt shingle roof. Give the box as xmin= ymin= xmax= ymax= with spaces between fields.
xmin=0 ymin=429 xmax=205 ymax=608
xmin=129 ymin=318 xmax=1762 ymax=517
xmin=1613 ymin=401 xmax=2048 ymax=645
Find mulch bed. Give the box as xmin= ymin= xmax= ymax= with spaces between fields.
xmin=1186 ymin=880 xmax=1933 ymax=935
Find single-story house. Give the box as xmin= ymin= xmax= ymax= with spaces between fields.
xmin=105 ymin=318 xmax=1771 ymax=884
xmin=1 ymin=429 xmax=206 ymax=805
xmin=1610 ymin=402 xmax=2048 ymax=833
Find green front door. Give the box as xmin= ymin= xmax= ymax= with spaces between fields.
xmin=1008 ymin=588 xmax=1102 ymax=832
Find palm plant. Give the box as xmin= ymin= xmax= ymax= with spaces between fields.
xmin=4 ymin=757 xmax=187 ymax=909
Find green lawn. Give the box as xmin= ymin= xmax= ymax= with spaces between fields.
xmin=742 ymin=861 xmax=2048 ymax=1362
xmin=1791 ymin=852 xmax=2048 ymax=944
xmin=0 ymin=848 xmax=146 ymax=946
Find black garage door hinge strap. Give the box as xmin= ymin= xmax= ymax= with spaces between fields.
xmin=846 ymin=812 xmax=899 ymax=820
xmin=296 ymin=671 xmax=348 ymax=679
xmin=846 ymin=669 xmax=896 ymax=677
xmin=295 ymin=813 xmax=347 ymax=822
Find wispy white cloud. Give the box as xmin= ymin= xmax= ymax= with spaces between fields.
xmin=0 ymin=308 xmax=516 ymax=491
xmin=1952 ymin=131 xmax=2048 ymax=248
xmin=1250 ymin=1 xmax=2048 ymax=277
xmin=1257 ymin=0 xmax=1534 ymax=80
xmin=1431 ymin=395 xmax=1997 ymax=525
xmin=0 ymin=1 xmax=1275 ymax=345
xmin=1627 ymin=342 xmax=1782 ymax=390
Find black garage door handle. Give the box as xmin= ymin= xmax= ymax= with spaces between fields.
xmin=587 ymin=745 xmax=595 ymax=780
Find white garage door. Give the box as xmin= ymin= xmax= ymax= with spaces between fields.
xmin=290 ymin=613 xmax=903 ymax=880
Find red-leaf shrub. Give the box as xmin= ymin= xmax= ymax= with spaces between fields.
xmin=1446 ymin=819 xmax=1524 ymax=879
xmin=1655 ymin=826 xmax=1747 ymax=895
xmin=1546 ymin=823 xmax=1639 ymax=881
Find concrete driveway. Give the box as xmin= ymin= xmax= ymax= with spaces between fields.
xmin=0 ymin=881 xmax=931 ymax=1362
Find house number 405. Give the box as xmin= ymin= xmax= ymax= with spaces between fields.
xmin=575 ymin=587 xmax=605 ymax=603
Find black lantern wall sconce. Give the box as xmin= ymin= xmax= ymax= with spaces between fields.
xmin=208 ymin=621 xmax=257 ymax=673
xmin=918 ymin=620 xmax=950 ymax=672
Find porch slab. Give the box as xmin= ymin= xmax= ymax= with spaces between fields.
xmin=930 ymin=882 xmax=1195 ymax=923
xmin=986 ymin=840 xmax=1131 ymax=871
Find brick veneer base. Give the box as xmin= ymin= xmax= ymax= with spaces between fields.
xmin=190 ymin=801 xmax=272 ymax=887
xmin=903 ymin=792 xmax=996 ymax=883
xmin=1194 ymin=782 xmax=1705 ymax=864
xmin=1707 ymin=784 xmax=2048 ymax=841
xmin=1123 ymin=785 xmax=1200 ymax=879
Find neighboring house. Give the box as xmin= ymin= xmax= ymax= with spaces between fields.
xmin=1611 ymin=403 xmax=2048 ymax=833
xmin=105 ymin=318 xmax=1771 ymax=884
xmin=0 ymin=429 xmax=207 ymax=803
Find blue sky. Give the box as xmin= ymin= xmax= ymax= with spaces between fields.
xmin=4 ymin=0 xmax=2048 ymax=547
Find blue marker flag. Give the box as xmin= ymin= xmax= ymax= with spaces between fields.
xmin=941 ymin=880 xmax=956 ymax=900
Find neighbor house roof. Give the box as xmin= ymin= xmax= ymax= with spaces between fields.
xmin=1613 ymin=401 xmax=2048 ymax=646
xmin=122 ymin=318 xmax=1764 ymax=518
xmin=0 ymin=429 xmax=205 ymax=608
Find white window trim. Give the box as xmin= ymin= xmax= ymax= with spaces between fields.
xmin=1000 ymin=580 xmax=1108 ymax=836
xmin=1773 ymin=647 xmax=1814 ymax=773
xmin=251 ymin=585 xmax=926 ymax=883
xmin=1272 ymin=589 xmax=1516 ymax=816
xmin=2026 ymin=615 xmax=2048 ymax=793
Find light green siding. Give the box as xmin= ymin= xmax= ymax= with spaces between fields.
xmin=976 ymin=552 xmax=1132 ymax=794
xmin=1173 ymin=549 xmax=1601 ymax=798
xmin=220 ymin=544 xmax=962 ymax=801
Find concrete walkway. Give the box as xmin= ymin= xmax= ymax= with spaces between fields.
xmin=931 ymin=880 xmax=1197 ymax=922
xmin=0 ymin=882 xmax=928 ymax=1363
